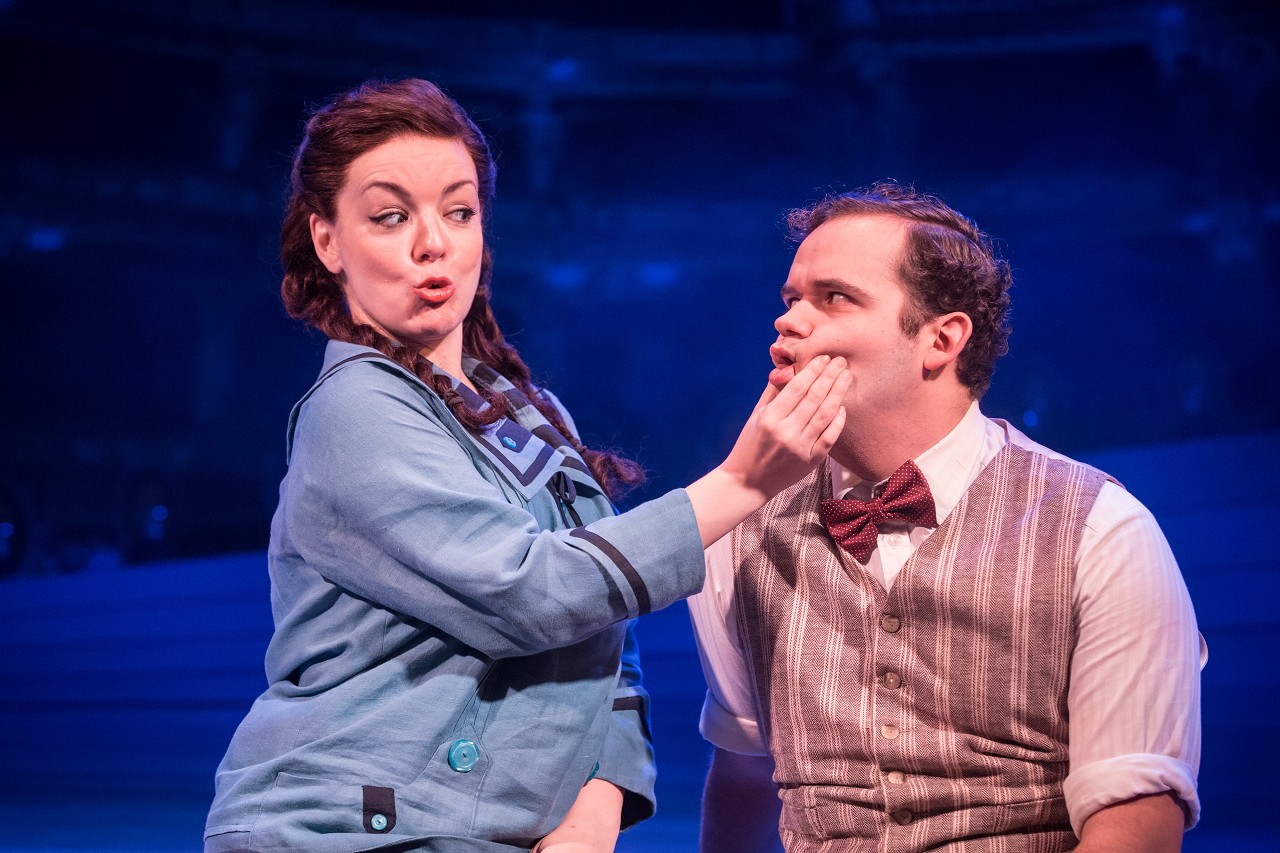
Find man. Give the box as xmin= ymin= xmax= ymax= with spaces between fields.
xmin=688 ymin=182 xmax=1203 ymax=852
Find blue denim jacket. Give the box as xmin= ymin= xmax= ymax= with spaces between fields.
xmin=205 ymin=341 xmax=704 ymax=852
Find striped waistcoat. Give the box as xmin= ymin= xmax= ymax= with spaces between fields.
xmin=733 ymin=444 xmax=1107 ymax=852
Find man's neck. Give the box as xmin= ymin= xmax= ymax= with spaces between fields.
xmin=830 ymin=396 xmax=973 ymax=483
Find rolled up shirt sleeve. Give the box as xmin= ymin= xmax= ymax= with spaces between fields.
xmin=1064 ymin=481 xmax=1204 ymax=835
xmin=688 ymin=535 xmax=770 ymax=756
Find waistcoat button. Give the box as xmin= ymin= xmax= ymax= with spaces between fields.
xmin=886 ymin=770 xmax=906 ymax=784
xmin=880 ymin=723 xmax=900 ymax=740
xmin=880 ymin=614 xmax=901 ymax=633
xmin=882 ymin=671 xmax=902 ymax=689
xmin=892 ymin=808 xmax=913 ymax=825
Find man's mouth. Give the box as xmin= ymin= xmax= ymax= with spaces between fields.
xmin=768 ymin=344 xmax=797 ymax=389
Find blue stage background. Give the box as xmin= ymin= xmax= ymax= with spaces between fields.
xmin=2 ymin=1 xmax=1277 ymax=850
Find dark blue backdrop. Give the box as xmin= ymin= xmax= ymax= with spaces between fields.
xmin=2 ymin=1 xmax=1277 ymax=850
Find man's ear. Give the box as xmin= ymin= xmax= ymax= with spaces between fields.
xmin=310 ymin=213 xmax=343 ymax=276
xmin=922 ymin=311 xmax=973 ymax=372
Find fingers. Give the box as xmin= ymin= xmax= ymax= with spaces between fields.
xmin=770 ymin=355 xmax=835 ymax=414
xmin=814 ymin=402 xmax=847 ymax=456
xmin=801 ymin=367 xmax=850 ymax=442
xmin=768 ymin=356 xmax=847 ymax=432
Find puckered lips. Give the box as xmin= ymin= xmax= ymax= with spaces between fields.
xmin=768 ymin=342 xmax=798 ymax=389
xmin=414 ymin=277 xmax=455 ymax=304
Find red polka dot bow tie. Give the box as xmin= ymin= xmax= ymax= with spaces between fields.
xmin=820 ymin=460 xmax=938 ymax=563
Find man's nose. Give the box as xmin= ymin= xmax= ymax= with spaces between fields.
xmin=774 ymin=303 xmax=808 ymax=337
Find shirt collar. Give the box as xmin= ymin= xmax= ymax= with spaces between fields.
xmin=828 ymin=400 xmax=988 ymax=525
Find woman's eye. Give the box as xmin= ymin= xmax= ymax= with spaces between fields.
xmin=372 ymin=211 xmax=407 ymax=226
xmin=448 ymin=206 xmax=477 ymax=223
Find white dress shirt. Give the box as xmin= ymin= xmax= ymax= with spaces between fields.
xmin=688 ymin=402 xmax=1205 ymax=835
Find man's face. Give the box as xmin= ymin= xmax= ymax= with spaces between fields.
xmin=770 ymin=214 xmax=926 ymax=421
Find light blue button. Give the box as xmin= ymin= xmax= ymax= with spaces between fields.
xmin=448 ymin=738 xmax=480 ymax=772
xmin=501 ymin=436 xmax=518 ymax=449
xmin=370 ymin=813 xmax=388 ymax=831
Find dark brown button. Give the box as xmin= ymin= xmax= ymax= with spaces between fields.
xmin=892 ymin=808 xmax=913 ymax=825
xmin=882 ymin=671 xmax=902 ymax=689
xmin=880 ymin=614 xmax=901 ymax=633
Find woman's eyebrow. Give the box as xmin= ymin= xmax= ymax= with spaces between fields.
xmin=361 ymin=180 xmax=412 ymax=204
xmin=360 ymin=178 xmax=477 ymax=202
xmin=442 ymin=178 xmax=477 ymax=196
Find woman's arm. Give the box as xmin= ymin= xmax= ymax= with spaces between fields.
xmin=284 ymin=356 xmax=848 ymax=659
xmin=593 ymin=623 xmax=657 ymax=828
xmin=532 ymin=779 xmax=625 ymax=853
xmin=686 ymin=356 xmax=848 ymax=547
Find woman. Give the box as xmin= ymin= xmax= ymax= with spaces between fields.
xmin=205 ymin=78 xmax=848 ymax=853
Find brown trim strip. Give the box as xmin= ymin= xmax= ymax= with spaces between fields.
xmin=362 ymin=784 xmax=397 ymax=833
xmin=570 ymin=528 xmax=651 ymax=615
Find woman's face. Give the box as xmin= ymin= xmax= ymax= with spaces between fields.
xmin=310 ymin=134 xmax=483 ymax=372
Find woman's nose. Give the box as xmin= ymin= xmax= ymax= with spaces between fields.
xmin=414 ymin=219 xmax=446 ymax=262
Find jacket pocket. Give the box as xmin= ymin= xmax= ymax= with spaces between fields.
xmin=249 ymin=771 xmax=368 ymax=844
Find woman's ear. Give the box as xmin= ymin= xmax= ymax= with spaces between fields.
xmin=922 ymin=311 xmax=973 ymax=372
xmin=310 ymin=213 xmax=343 ymax=276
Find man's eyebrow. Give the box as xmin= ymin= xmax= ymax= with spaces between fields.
xmin=782 ymin=278 xmax=876 ymax=302
xmin=817 ymin=277 xmax=875 ymax=302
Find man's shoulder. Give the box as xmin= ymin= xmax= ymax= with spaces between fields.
xmin=991 ymin=418 xmax=1114 ymax=480
xmin=990 ymin=417 xmax=1067 ymax=460
xmin=988 ymin=417 xmax=1156 ymax=527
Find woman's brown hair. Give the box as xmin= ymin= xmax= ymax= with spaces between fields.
xmin=280 ymin=78 xmax=643 ymax=499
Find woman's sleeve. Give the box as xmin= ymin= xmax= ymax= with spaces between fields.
xmin=594 ymin=621 xmax=658 ymax=829
xmin=283 ymin=366 xmax=705 ymax=659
